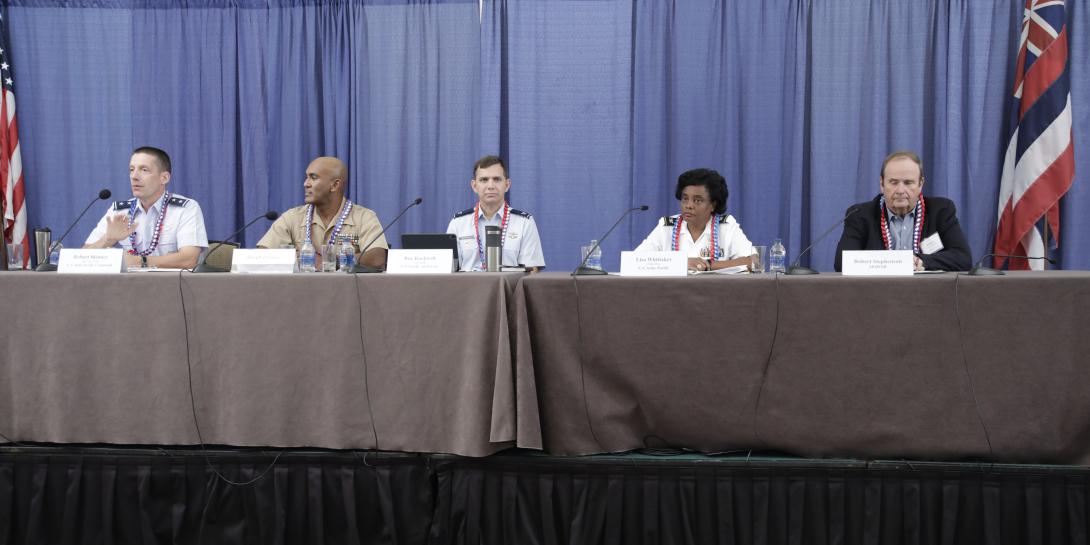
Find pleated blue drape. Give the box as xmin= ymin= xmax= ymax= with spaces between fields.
xmin=9 ymin=0 xmax=1090 ymax=270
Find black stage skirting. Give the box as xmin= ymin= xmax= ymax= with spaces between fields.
xmin=4 ymin=446 xmax=1090 ymax=545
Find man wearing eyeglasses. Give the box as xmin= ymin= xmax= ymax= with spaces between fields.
xmin=834 ymin=150 xmax=972 ymax=272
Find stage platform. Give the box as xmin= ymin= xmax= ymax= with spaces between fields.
xmin=3 ymin=445 xmax=1088 ymax=545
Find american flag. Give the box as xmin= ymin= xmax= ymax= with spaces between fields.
xmin=0 ymin=8 xmax=27 ymax=269
xmin=994 ymin=0 xmax=1073 ymax=270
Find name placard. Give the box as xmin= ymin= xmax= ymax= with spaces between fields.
xmin=386 ymin=249 xmax=455 ymax=274
xmin=842 ymin=250 xmax=914 ymax=276
xmin=57 ymin=248 xmax=124 ymax=274
xmin=620 ymin=251 xmax=687 ymax=277
xmin=230 ymin=249 xmax=296 ymax=274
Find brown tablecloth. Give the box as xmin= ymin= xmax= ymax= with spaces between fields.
xmin=5 ymin=270 xmax=1090 ymax=463
xmin=0 ymin=271 xmax=521 ymax=457
xmin=514 ymin=271 xmax=1090 ymax=464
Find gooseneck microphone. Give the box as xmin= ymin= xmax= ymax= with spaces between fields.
xmin=192 ymin=211 xmax=279 ymax=273
xmin=967 ymin=253 xmax=1057 ymax=276
xmin=352 ymin=197 xmax=423 ymax=273
xmin=35 ymin=188 xmax=112 ymax=272
xmin=571 ymin=205 xmax=649 ymax=276
xmin=785 ymin=206 xmax=859 ymax=275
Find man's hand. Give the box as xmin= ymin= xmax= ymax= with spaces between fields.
xmin=84 ymin=214 xmax=137 ymax=249
xmin=104 ymin=214 xmax=137 ymax=246
xmin=913 ymin=255 xmax=925 ymax=271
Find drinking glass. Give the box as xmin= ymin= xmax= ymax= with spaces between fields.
xmin=751 ymin=245 xmax=768 ymax=273
xmin=322 ymin=246 xmax=337 ymax=272
xmin=6 ymin=243 xmax=23 ymax=270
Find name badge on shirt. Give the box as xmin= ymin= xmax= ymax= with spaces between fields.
xmin=919 ymin=232 xmax=943 ymax=255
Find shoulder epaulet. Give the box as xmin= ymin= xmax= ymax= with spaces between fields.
xmin=166 ymin=196 xmax=190 ymax=207
xmin=718 ymin=214 xmax=731 ymax=224
xmin=454 ymin=208 xmax=475 ymax=218
xmin=663 ymin=215 xmax=677 ymax=226
xmin=113 ymin=199 xmax=134 ymax=211
xmin=510 ymin=208 xmax=532 ymax=218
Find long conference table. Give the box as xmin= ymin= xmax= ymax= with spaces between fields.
xmin=0 ymin=271 xmax=523 ymax=457
xmin=2 ymin=270 xmax=1089 ymax=464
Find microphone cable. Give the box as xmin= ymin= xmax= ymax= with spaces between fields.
xmin=177 ymin=269 xmax=283 ymax=486
xmin=952 ymin=273 xmax=996 ymax=462
xmin=352 ymin=275 xmax=381 ymax=449
xmin=0 ymin=430 xmax=27 ymax=447
xmin=570 ymin=276 xmax=607 ymax=453
xmin=749 ymin=272 xmax=781 ymax=452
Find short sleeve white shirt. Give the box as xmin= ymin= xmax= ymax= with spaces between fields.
xmin=635 ymin=214 xmax=753 ymax=259
xmin=85 ymin=192 xmax=209 ymax=255
xmin=446 ymin=204 xmax=546 ymax=271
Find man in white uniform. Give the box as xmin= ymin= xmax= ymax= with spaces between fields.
xmin=84 ymin=146 xmax=208 ymax=269
xmin=446 ymin=155 xmax=545 ymax=271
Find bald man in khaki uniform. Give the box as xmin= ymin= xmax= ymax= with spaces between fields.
xmin=257 ymin=156 xmax=388 ymax=269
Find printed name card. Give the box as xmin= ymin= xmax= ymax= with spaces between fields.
xmin=619 ymin=251 xmax=687 ymax=277
xmin=841 ymin=250 xmax=914 ymax=276
xmin=57 ymin=248 xmax=124 ymax=274
xmin=386 ymin=249 xmax=455 ymax=274
xmin=230 ymin=249 xmax=296 ymax=274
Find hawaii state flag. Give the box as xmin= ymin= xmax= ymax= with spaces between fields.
xmin=994 ymin=0 xmax=1074 ymax=270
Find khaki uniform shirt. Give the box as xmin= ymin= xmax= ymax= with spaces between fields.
xmin=256 ymin=200 xmax=387 ymax=255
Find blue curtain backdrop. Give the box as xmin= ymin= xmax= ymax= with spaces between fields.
xmin=7 ymin=0 xmax=1090 ymax=271
xmin=7 ymin=0 xmax=481 ymax=250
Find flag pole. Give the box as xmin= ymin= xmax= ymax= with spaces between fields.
xmin=1 ymin=194 xmax=7 ymax=271
xmin=1041 ymin=216 xmax=1050 ymax=270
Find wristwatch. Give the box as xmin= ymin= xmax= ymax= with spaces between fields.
xmin=141 ymin=255 xmax=148 ymax=268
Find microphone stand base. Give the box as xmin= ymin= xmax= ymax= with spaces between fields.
xmin=785 ymin=266 xmax=819 ymax=275
xmin=192 ymin=263 xmax=229 ymax=273
xmin=572 ymin=267 xmax=608 ymax=276
xmin=351 ymin=264 xmax=384 ymax=274
xmin=35 ymin=262 xmax=58 ymax=272
xmin=968 ymin=267 xmax=1005 ymax=276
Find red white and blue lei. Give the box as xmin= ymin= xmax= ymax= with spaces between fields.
xmin=127 ymin=192 xmax=170 ymax=257
xmin=671 ymin=213 xmax=722 ymax=261
xmin=879 ymin=195 xmax=925 ymax=253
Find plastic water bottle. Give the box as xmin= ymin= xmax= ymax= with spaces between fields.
xmin=299 ymin=241 xmax=317 ymax=273
xmin=586 ymin=240 xmax=603 ymax=271
xmin=338 ymin=236 xmax=356 ymax=272
xmin=770 ymin=238 xmax=786 ymax=273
